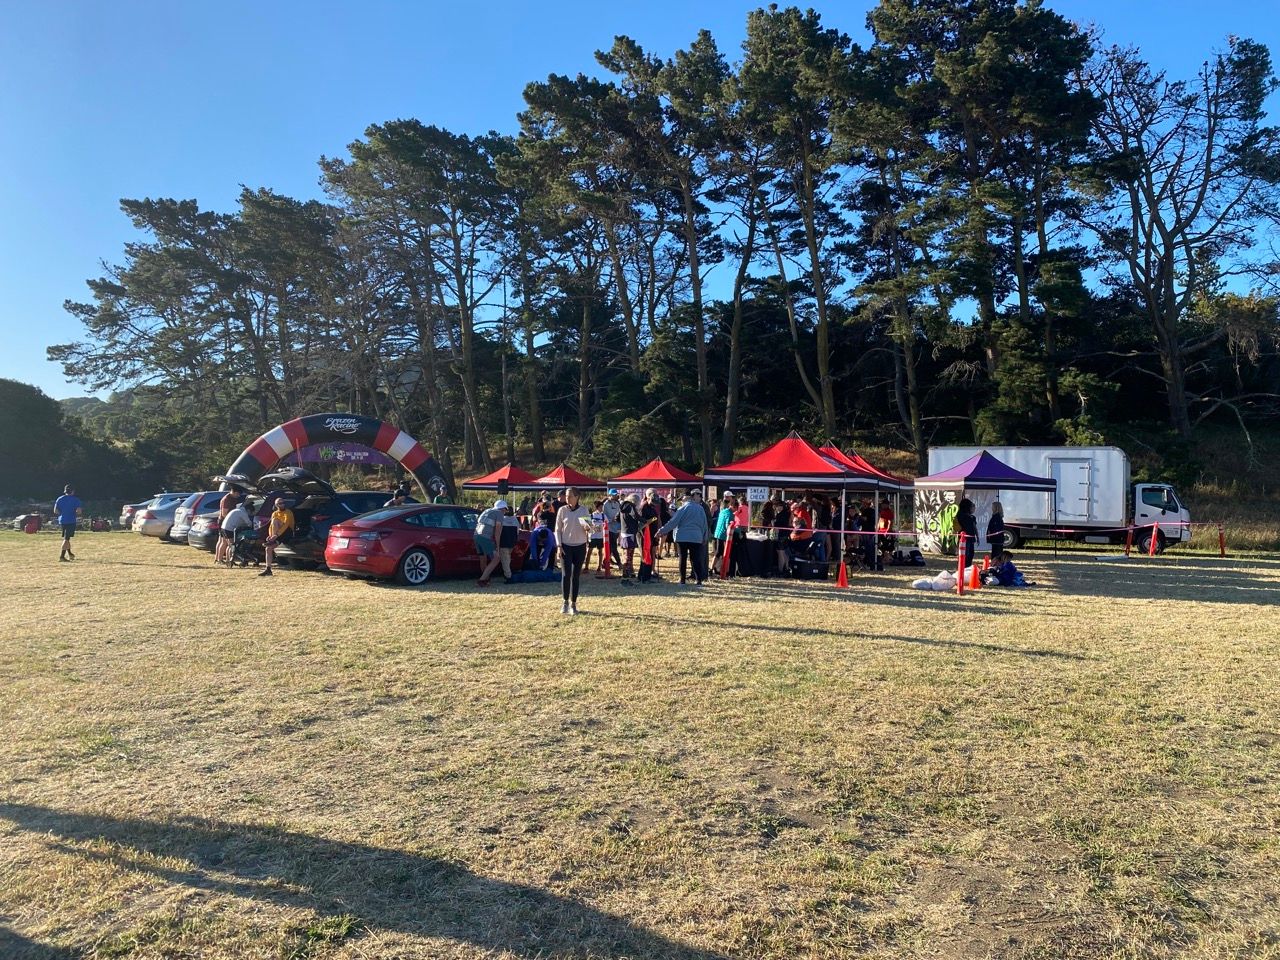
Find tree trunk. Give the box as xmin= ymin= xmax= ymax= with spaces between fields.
xmin=518 ymin=242 xmax=544 ymax=462
xmin=446 ymin=232 xmax=493 ymax=473
xmin=799 ymin=141 xmax=836 ymax=437
xmin=603 ymin=223 xmax=643 ymax=373
xmin=1033 ymin=172 xmax=1062 ymax=422
xmin=719 ymin=210 xmax=759 ymax=465
xmin=678 ymin=172 xmax=713 ymax=467
xmin=578 ymin=294 xmax=592 ymax=451
xmin=764 ymin=209 xmax=824 ymax=413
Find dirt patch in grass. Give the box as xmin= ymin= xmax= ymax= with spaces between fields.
xmin=1 ymin=531 xmax=1279 ymax=958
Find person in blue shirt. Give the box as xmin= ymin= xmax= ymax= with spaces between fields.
xmin=53 ymin=484 xmax=83 ymax=562
xmin=986 ymin=551 xmax=1034 ymax=587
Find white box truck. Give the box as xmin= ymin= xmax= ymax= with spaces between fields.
xmin=926 ymin=446 xmax=1192 ymax=553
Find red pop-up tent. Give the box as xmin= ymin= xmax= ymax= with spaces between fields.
xmin=528 ymin=463 xmax=608 ymax=491
xmin=817 ymin=446 xmax=911 ymax=493
xmin=460 ymin=463 xmax=541 ymax=491
xmin=609 ymin=457 xmax=702 ymax=487
xmin=703 ymin=432 xmax=855 ymax=488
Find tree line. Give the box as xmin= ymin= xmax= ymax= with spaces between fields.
xmin=51 ymin=1 xmax=1280 ymax=489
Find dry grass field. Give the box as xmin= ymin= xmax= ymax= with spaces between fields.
xmin=2 ymin=530 xmax=1279 ymax=960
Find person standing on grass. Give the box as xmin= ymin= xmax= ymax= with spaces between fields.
xmin=602 ymin=489 xmax=623 ymax=571
xmin=586 ymin=498 xmax=606 ymax=572
xmin=554 ymin=486 xmax=591 ymax=615
xmin=986 ymin=500 xmax=1006 ymax=557
xmin=731 ymin=494 xmax=752 ymax=576
xmin=637 ymin=489 xmax=660 ymax=583
xmin=619 ymin=493 xmax=640 ymax=578
xmin=655 ymin=491 xmax=673 ymax=558
xmin=475 ymin=499 xmax=509 ymax=587
xmin=712 ymin=495 xmax=734 ymax=576
xmin=958 ymin=497 xmax=979 ymax=569
xmin=657 ymin=489 xmax=710 ymax=586
xmin=53 ymin=484 xmax=82 ymax=562
xmin=214 ymin=486 xmax=243 ymax=565
xmin=498 ymin=503 xmax=520 ymax=583
xmin=259 ymin=500 xmax=295 ymax=577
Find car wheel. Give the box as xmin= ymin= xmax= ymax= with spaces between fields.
xmin=396 ymin=548 xmax=433 ymax=586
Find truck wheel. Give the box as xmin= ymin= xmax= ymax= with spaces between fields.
xmin=1003 ymin=528 xmax=1021 ymax=549
xmin=1139 ymin=530 xmax=1166 ymax=555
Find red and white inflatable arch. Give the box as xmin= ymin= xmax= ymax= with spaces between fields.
xmin=223 ymin=413 xmax=449 ymax=498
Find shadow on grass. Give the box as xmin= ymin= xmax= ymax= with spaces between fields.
xmin=0 ymin=802 xmax=728 ymax=960
xmin=0 ymin=927 xmax=77 ymax=960
xmin=603 ymin=611 xmax=1086 ymax=661
xmin=1048 ymin=562 xmax=1280 ymax=604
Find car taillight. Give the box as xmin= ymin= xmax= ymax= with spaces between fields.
xmin=356 ymin=531 xmax=388 ymax=541
xmin=140 ymin=510 xmax=155 ymax=520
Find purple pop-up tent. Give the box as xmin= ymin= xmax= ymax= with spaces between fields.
xmin=914 ymin=451 xmax=1057 ymax=491
xmin=913 ymin=451 xmax=1057 ymax=554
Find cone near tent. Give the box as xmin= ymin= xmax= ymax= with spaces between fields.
xmin=609 ymin=457 xmax=702 ymax=486
xmin=460 ymin=463 xmax=540 ymax=491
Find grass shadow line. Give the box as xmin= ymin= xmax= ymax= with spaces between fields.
xmin=0 ymin=802 xmax=729 ymax=960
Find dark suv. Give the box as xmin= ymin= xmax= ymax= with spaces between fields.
xmin=254 ymin=467 xmax=392 ymax=569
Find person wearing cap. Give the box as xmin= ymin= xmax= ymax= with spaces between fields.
xmin=602 ymin=488 xmax=622 ymax=571
xmin=475 ymin=498 xmax=509 ymax=586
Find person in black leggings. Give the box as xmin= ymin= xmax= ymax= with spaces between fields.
xmin=554 ymin=486 xmax=591 ymax=615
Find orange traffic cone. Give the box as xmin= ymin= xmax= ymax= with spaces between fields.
xmin=836 ymin=561 xmax=849 ymax=588
xmin=969 ymin=563 xmax=981 ymax=590
xmin=982 ymin=555 xmax=991 ymax=571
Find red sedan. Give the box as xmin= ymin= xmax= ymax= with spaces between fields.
xmin=325 ymin=504 xmax=528 ymax=586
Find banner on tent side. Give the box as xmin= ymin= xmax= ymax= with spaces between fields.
xmin=914 ymin=486 xmax=999 ymax=555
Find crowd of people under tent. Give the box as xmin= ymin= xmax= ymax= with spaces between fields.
xmin=479 ymin=486 xmax=910 ymax=582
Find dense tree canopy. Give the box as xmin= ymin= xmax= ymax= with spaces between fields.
xmin=50 ymin=1 xmax=1280 ymax=490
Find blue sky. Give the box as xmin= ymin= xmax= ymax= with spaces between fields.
xmin=2 ymin=1 xmax=1277 ymax=400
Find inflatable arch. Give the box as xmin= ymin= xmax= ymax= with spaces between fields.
xmin=224 ymin=413 xmax=450 ymax=499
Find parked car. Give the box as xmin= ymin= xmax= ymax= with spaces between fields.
xmin=171 ymin=491 xmax=224 ymax=543
xmin=187 ymin=513 xmax=221 ymax=552
xmin=252 ymin=467 xmax=389 ymax=569
xmin=118 ymin=499 xmax=155 ymax=530
xmin=325 ymin=503 xmax=530 ymax=585
xmin=132 ymin=493 xmax=193 ymax=540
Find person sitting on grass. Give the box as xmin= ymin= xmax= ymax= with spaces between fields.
xmin=985 ymin=550 xmax=1034 ymax=587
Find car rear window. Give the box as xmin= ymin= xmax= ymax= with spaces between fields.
xmin=340 ymin=492 xmax=392 ymax=514
xmin=405 ymin=510 xmax=463 ymax=529
xmin=350 ymin=507 xmax=410 ymax=524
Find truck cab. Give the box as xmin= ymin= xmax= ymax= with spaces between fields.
xmin=1133 ymin=483 xmax=1192 ymax=550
